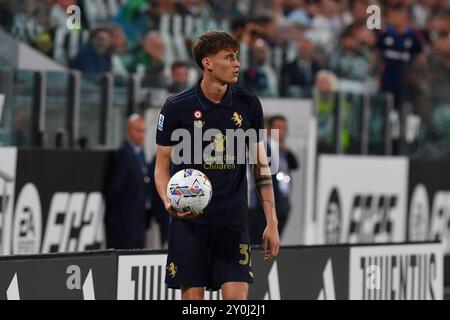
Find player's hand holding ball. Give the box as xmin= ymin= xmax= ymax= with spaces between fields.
xmin=164 ymin=201 xmax=202 ymax=220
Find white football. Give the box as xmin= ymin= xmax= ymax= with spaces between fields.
xmin=166 ymin=169 xmax=213 ymax=214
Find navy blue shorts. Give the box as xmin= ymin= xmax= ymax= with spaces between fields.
xmin=165 ymin=219 xmax=254 ymax=291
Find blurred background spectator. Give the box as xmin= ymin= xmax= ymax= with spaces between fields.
xmin=70 ymin=27 xmax=112 ymax=73
xmin=0 ymin=0 xmax=15 ymax=33
xmin=111 ymin=24 xmax=129 ymax=76
xmin=125 ymin=30 xmax=168 ymax=87
xmin=329 ymin=27 xmax=371 ymax=81
xmin=267 ymin=115 xmax=299 ymax=236
xmin=243 ymin=38 xmax=279 ymax=96
xmin=168 ymin=60 xmax=190 ymax=93
xmin=376 ymin=5 xmax=427 ymax=112
xmin=113 ymin=0 xmax=150 ymax=49
xmin=280 ymin=36 xmax=321 ymax=97
xmin=314 ymin=69 xmax=340 ymax=153
xmin=105 ymin=114 xmax=152 ymax=249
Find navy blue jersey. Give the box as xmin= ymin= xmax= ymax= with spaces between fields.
xmin=156 ymin=79 xmax=265 ymax=225
xmin=377 ymin=26 xmax=423 ymax=95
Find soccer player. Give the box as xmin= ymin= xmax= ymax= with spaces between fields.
xmin=154 ymin=31 xmax=280 ymax=300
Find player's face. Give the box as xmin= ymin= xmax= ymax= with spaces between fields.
xmin=205 ymin=49 xmax=240 ymax=84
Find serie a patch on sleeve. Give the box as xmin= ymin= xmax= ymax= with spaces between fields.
xmin=157 ymin=114 xmax=165 ymax=131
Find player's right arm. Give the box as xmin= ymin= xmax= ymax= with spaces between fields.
xmin=155 ymin=145 xmax=198 ymax=219
xmin=155 ymin=98 xmax=201 ymax=219
xmin=154 ymin=145 xmax=174 ymax=213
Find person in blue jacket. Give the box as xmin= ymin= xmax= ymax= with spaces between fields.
xmin=105 ymin=114 xmax=151 ymax=249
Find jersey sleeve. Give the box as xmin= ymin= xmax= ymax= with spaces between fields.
xmin=155 ymin=99 xmax=179 ymax=146
xmin=250 ymin=95 xmax=265 ymax=142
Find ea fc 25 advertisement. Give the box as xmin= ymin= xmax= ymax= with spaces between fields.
xmin=315 ymin=155 xmax=409 ymax=245
xmin=407 ymin=160 xmax=450 ymax=255
xmin=0 ymin=251 xmax=117 ymax=300
xmin=11 ymin=149 xmax=111 ymax=255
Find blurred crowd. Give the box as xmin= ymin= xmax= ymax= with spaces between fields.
xmin=0 ymin=0 xmax=450 ymax=155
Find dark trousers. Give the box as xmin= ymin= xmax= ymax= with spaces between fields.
xmin=105 ymin=226 xmax=146 ymax=250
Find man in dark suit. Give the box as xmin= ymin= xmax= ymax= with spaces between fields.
xmin=279 ymin=37 xmax=321 ymax=97
xmin=148 ymin=155 xmax=169 ymax=248
xmin=249 ymin=115 xmax=299 ymax=244
xmin=267 ymin=115 xmax=299 ymax=235
xmin=105 ymin=114 xmax=151 ymax=249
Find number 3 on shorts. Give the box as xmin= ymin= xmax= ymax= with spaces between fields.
xmin=239 ymin=244 xmax=250 ymax=265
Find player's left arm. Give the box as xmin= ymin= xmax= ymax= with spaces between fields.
xmin=252 ymin=141 xmax=280 ymax=261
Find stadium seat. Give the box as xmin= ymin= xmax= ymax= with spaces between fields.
xmin=159 ymin=14 xmax=175 ymax=69
xmin=172 ymin=14 xmax=189 ymax=61
xmin=53 ymin=27 xmax=69 ymax=65
xmin=83 ymin=0 xmax=108 ymax=29
xmin=106 ymin=0 xmax=120 ymax=18
xmin=184 ymin=15 xmax=195 ymax=38
xmin=68 ymin=29 xmax=83 ymax=60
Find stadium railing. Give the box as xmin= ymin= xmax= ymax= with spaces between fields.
xmin=0 ymin=65 xmax=445 ymax=159
xmin=0 ymin=68 xmax=137 ymax=149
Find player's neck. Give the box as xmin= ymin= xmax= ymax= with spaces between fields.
xmin=200 ymin=76 xmax=227 ymax=104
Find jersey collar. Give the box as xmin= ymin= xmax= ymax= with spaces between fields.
xmin=195 ymin=78 xmax=233 ymax=110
